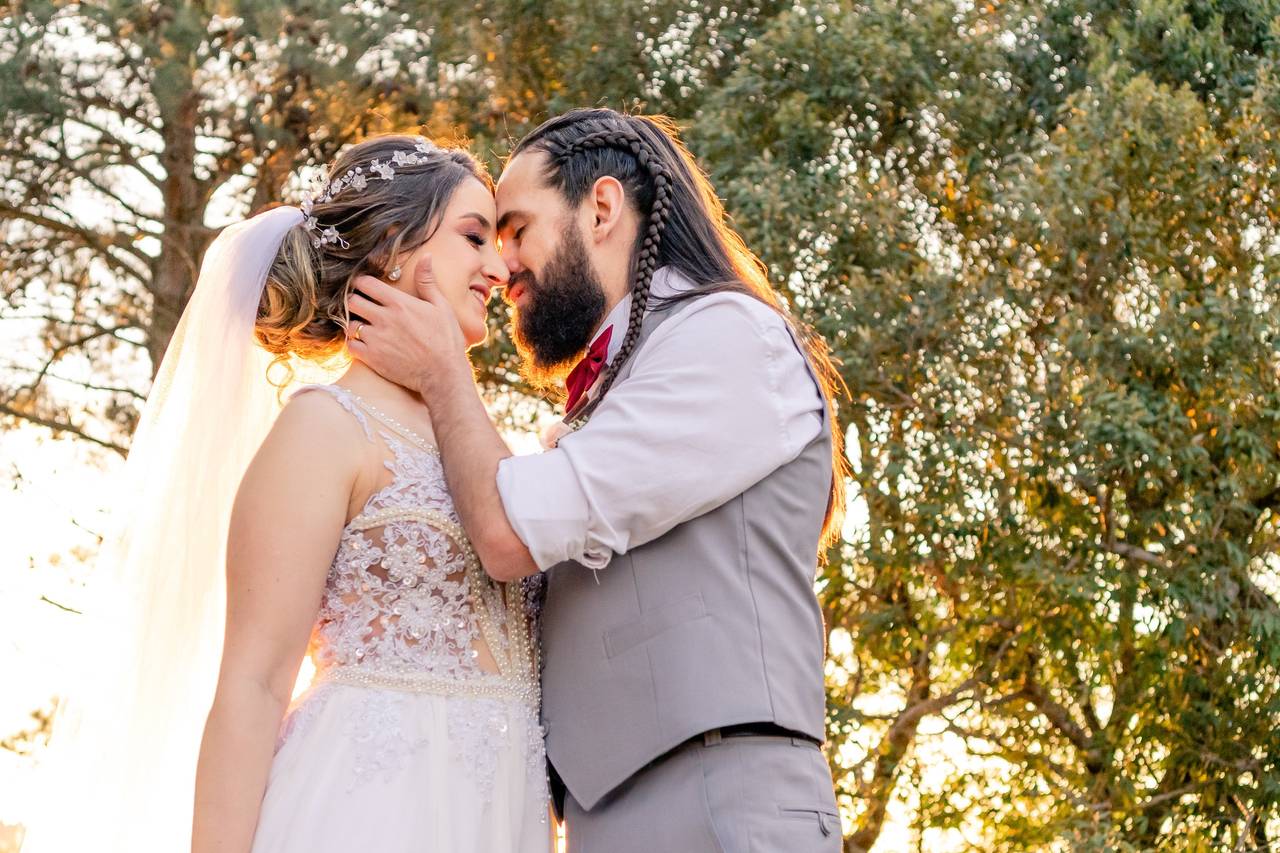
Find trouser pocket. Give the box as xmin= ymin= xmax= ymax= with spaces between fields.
xmin=779 ymin=805 xmax=841 ymax=837
xmin=747 ymin=803 xmax=841 ymax=852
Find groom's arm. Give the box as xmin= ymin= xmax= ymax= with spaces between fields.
xmin=418 ymin=358 xmax=542 ymax=581
xmin=346 ymin=260 xmax=539 ymax=581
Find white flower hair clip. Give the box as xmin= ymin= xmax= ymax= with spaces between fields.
xmin=300 ymin=138 xmax=441 ymax=249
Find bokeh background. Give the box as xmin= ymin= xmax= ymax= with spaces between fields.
xmin=2 ymin=1 xmax=1279 ymax=850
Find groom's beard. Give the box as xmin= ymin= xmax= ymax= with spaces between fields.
xmin=508 ymin=228 xmax=608 ymax=389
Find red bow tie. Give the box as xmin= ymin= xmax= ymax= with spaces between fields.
xmin=564 ymin=325 xmax=613 ymax=413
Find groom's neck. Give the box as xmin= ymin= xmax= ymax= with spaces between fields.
xmin=600 ymin=286 xmax=628 ymax=320
xmin=591 ymin=230 xmax=635 ymax=312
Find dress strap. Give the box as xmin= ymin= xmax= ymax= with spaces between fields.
xmin=291 ymin=384 xmax=375 ymax=443
xmin=342 ymin=395 xmax=439 ymax=456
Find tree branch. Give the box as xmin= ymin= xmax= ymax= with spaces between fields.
xmin=0 ymin=202 xmax=151 ymax=279
xmin=0 ymin=402 xmax=127 ymax=455
xmin=3 ymin=363 xmax=146 ymax=402
xmin=1019 ymin=671 xmax=1094 ymax=757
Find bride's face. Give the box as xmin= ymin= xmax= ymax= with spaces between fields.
xmin=393 ymin=177 xmax=507 ymax=348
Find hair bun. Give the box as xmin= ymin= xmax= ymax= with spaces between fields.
xmin=254 ymin=225 xmax=342 ymax=379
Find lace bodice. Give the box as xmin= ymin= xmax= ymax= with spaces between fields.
xmin=295 ymin=385 xmax=536 ymax=701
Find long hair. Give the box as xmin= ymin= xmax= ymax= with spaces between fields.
xmin=513 ymin=109 xmax=849 ymax=554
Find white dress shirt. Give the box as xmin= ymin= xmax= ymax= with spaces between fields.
xmin=495 ymin=266 xmax=825 ymax=571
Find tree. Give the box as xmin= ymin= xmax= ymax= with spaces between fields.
xmin=0 ymin=0 xmax=498 ymax=451
xmin=693 ymin=0 xmax=1280 ymax=848
xmin=0 ymin=0 xmax=720 ymax=438
xmin=4 ymin=0 xmax=1279 ymax=848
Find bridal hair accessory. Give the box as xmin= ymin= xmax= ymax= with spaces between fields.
xmin=300 ymin=138 xmax=441 ymax=249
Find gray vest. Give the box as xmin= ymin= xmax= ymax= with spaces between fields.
xmin=539 ymin=299 xmax=834 ymax=810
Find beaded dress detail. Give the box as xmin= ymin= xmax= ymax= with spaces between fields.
xmin=250 ymin=385 xmax=550 ymax=853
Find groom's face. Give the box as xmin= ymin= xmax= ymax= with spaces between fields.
xmin=496 ymin=151 xmax=608 ymax=382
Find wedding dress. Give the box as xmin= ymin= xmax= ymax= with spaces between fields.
xmin=248 ymin=383 xmax=551 ymax=853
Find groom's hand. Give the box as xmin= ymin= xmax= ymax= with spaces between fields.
xmin=347 ymin=255 xmax=470 ymax=397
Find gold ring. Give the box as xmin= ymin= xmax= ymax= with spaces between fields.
xmin=351 ymin=321 xmax=364 ymax=341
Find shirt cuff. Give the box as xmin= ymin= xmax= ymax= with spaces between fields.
xmin=495 ymin=451 xmax=611 ymax=572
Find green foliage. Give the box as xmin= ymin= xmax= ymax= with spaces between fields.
xmin=0 ymin=0 xmax=493 ymax=449
xmin=690 ymin=0 xmax=1280 ymax=848
xmin=2 ymin=0 xmax=1277 ymax=848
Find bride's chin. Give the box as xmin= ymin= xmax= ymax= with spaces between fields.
xmin=463 ymin=325 xmax=488 ymax=349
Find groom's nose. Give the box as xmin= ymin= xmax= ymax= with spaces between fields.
xmin=500 ymin=241 xmax=522 ymax=275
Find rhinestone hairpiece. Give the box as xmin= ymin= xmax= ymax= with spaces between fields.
xmin=300 ymin=138 xmax=441 ymax=249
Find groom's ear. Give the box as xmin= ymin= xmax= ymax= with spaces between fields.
xmin=586 ymin=175 xmax=627 ymax=244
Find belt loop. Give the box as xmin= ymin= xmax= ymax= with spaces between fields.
xmin=702 ymin=728 xmax=723 ymax=747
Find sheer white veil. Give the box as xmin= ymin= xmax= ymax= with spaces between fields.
xmin=23 ymin=205 xmax=306 ymax=852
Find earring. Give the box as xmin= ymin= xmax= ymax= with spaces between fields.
xmin=387 ymin=265 xmax=402 ymax=282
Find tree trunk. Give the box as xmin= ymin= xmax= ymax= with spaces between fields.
xmin=847 ymin=636 xmax=932 ymax=852
xmin=148 ymin=80 xmax=213 ymax=375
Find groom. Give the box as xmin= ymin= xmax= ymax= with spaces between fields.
xmin=349 ymin=109 xmax=844 ymax=852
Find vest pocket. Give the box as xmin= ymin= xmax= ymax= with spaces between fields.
xmin=604 ymin=592 xmax=708 ymax=658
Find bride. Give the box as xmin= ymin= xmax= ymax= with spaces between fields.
xmin=24 ymin=135 xmax=549 ymax=853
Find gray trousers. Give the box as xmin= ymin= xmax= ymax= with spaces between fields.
xmin=563 ymin=732 xmax=842 ymax=853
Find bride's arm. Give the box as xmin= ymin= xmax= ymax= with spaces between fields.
xmin=191 ymin=394 xmax=362 ymax=853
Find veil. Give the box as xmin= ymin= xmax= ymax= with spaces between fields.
xmin=22 ymin=205 xmax=306 ymax=852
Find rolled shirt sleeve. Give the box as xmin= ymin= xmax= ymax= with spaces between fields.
xmin=495 ymin=292 xmax=825 ymax=572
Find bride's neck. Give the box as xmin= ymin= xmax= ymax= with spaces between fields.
xmin=337 ymin=360 xmax=428 ymax=410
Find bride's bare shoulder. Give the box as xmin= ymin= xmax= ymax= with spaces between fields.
xmin=282 ymin=386 xmax=366 ymax=430
xmin=253 ymin=386 xmax=371 ymax=470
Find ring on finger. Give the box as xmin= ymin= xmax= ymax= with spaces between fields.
xmin=351 ymin=320 xmax=364 ymax=341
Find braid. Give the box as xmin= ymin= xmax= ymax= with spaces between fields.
xmin=552 ymin=128 xmax=674 ymax=428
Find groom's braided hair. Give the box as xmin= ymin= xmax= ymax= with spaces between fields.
xmin=513 ymin=109 xmax=850 ymax=556
xmin=545 ymin=127 xmax=674 ymax=426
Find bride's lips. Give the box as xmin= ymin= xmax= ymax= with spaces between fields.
xmin=468 ymin=283 xmax=490 ymax=306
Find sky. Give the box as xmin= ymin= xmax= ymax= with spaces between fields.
xmin=0 ymin=429 xmax=112 ymax=829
